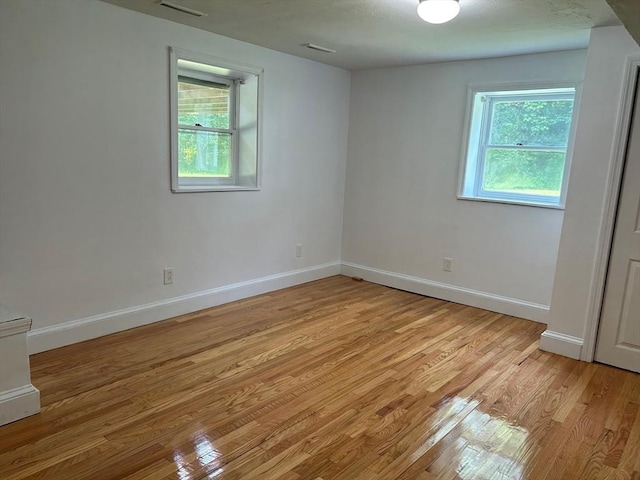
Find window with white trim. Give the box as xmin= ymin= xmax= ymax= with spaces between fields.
xmin=459 ymin=85 xmax=579 ymax=208
xmin=170 ymin=47 xmax=262 ymax=192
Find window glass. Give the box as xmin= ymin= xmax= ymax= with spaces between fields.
xmin=178 ymin=130 xmax=232 ymax=178
xmin=488 ymin=99 xmax=574 ymax=147
xmin=482 ymin=149 xmax=566 ymax=198
xmin=178 ymin=78 xmax=230 ymax=130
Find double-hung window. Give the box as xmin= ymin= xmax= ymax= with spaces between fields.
xmin=170 ymin=47 xmax=262 ymax=192
xmin=459 ymin=85 xmax=579 ymax=208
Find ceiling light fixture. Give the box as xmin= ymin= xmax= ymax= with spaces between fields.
xmin=417 ymin=0 xmax=460 ymax=24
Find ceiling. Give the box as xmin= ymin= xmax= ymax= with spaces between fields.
xmin=101 ymin=0 xmax=621 ymax=70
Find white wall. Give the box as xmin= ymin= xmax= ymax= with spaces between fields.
xmin=543 ymin=26 xmax=640 ymax=359
xmin=0 ymin=0 xmax=350 ymax=352
xmin=2 ymin=0 xmax=627 ymax=358
xmin=342 ymin=50 xmax=587 ymax=322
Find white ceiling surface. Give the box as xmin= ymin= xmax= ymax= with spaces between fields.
xmin=102 ymin=0 xmax=620 ymax=70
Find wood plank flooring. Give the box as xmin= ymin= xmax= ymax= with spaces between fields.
xmin=1 ymin=275 xmax=639 ymax=479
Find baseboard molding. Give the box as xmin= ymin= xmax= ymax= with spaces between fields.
xmin=28 ymin=262 xmax=341 ymax=354
xmin=340 ymin=262 xmax=549 ymax=323
xmin=0 ymin=317 xmax=31 ymax=338
xmin=0 ymin=385 xmax=40 ymax=426
xmin=539 ymin=330 xmax=583 ymax=360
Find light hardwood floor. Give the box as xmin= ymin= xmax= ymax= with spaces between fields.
xmin=1 ymin=276 xmax=639 ymax=479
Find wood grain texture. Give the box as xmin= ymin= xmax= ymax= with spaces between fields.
xmin=1 ymin=276 xmax=638 ymax=479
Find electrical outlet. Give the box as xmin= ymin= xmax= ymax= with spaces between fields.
xmin=443 ymin=258 xmax=453 ymax=272
xmin=164 ymin=268 xmax=174 ymax=285
xmin=296 ymin=244 xmax=303 ymax=258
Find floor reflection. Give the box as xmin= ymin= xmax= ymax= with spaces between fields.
xmin=438 ymin=397 xmax=528 ymax=479
xmin=172 ymin=450 xmax=193 ymax=480
xmin=172 ymin=432 xmax=225 ymax=479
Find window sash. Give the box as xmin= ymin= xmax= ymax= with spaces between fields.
xmin=177 ymin=124 xmax=235 ymax=135
xmin=482 ymin=92 xmax=574 ymax=148
xmin=481 ymin=144 xmax=567 ymax=152
xmin=177 ymin=128 xmax=235 ymax=185
xmin=177 ymin=73 xmax=237 ymax=131
xmin=176 ymin=71 xmax=239 ymax=185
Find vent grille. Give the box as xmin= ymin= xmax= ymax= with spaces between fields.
xmin=158 ymin=1 xmax=207 ymax=17
xmin=304 ymin=44 xmax=336 ymax=54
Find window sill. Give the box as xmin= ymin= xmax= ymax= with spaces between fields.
xmin=171 ymin=185 xmax=261 ymax=193
xmin=457 ymin=195 xmax=565 ymax=210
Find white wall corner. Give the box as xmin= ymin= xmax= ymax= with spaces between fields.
xmin=539 ymin=330 xmax=583 ymax=360
xmin=340 ymin=262 xmax=549 ymax=323
xmin=27 ymin=262 xmax=340 ymax=354
xmin=0 ymin=385 xmax=40 ymax=426
xmin=545 ymin=28 xmax=640 ymax=364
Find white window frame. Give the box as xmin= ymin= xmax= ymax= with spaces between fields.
xmin=458 ymin=82 xmax=581 ymax=208
xmin=169 ymin=47 xmax=263 ymax=193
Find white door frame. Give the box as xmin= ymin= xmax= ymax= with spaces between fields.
xmin=582 ymin=54 xmax=640 ymax=362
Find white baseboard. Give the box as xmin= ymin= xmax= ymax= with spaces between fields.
xmin=539 ymin=330 xmax=583 ymax=359
xmin=0 ymin=385 xmax=40 ymax=426
xmin=28 ymin=262 xmax=341 ymax=354
xmin=340 ymin=262 xmax=549 ymax=323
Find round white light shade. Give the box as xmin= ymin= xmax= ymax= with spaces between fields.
xmin=417 ymin=0 xmax=460 ymax=24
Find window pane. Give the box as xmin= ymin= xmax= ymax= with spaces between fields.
xmin=489 ymin=99 xmax=574 ymax=147
xmin=178 ymin=78 xmax=230 ymax=129
xmin=178 ymin=129 xmax=232 ymax=178
xmin=482 ymin=149 xmax=565 ymax=197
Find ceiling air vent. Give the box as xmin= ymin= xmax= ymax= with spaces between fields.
xmin=304 ymin=44 xmax=336 ymax=54
xmin=158 ymin=1 xmax=207 ymax=17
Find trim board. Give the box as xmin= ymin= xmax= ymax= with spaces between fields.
xmin=340 ymin=262 xmax=549 ymax=323
xmin=0 ymin=385 xmax=40 ymax=426
xmin=28 ymin=262 xmax=340 ymax=354
xmin=539 ymin=330 xmax=584 ymax=359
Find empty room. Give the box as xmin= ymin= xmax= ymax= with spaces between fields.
xmin=1 ymin=0 xmax=639 ymax=478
